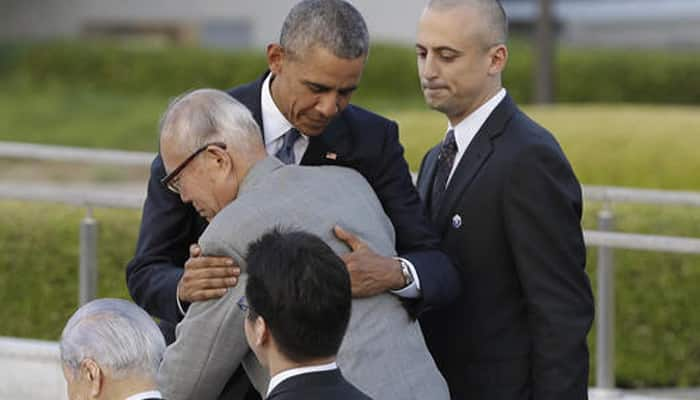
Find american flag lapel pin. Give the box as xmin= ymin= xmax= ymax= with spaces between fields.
xmin=325 ymin=152 xmax=337 ymax=160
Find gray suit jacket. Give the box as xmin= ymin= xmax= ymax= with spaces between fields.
xmin=158 ymin=157 xmax=448 ymax=400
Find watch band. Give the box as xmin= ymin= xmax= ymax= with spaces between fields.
xmin=398 ymin=259 xmax=414 ymax=287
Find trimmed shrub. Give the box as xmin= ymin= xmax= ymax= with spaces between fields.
xmin=2 ymin=40 xmax=700 ymax=105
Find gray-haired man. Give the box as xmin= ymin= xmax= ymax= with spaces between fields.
xmin=155 ymin=88 xmax=449 ymax=400
xmin=59 ymin=298 xmax=166 ymax=400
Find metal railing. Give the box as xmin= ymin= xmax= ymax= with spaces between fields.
xmin=3 ymin=141 xmax=700 ymax=390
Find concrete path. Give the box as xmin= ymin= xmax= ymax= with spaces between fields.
xmin=2 ymin=336 xmax=699 ymax=400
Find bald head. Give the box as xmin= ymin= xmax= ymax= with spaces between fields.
xmin=427 ymin=0 xmax=508 ymax=47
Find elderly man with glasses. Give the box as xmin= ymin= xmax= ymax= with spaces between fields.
xmin=155 ymin=88 xmax=449 ymax=400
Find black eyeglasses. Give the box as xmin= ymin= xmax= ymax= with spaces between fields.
xmin=161 ymin=142 xmax=227 ymax=194
xmin=237 ymin=296 xmax=249 ymax=312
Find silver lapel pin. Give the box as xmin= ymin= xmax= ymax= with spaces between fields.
xmin=452 ymin=214 xmax=462 ymax=229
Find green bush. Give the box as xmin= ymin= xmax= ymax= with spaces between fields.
xmin=2 ymin=199 xmax=700 ymax=388
xmin=0 ymin=203 xmax=138 ymax=340
xmin=2 ymin=40 xmax=700 ymax=105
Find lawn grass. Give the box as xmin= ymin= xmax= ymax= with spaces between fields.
xmin=2 ymin=86 xmax=699 ymax=191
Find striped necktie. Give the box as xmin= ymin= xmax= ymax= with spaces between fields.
xmin=275 ymin=128 xmax=301 ymax=165
xmin=430 ymin=129 xmax=458 ymax=217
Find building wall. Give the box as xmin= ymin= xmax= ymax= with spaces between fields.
xmin=0 ymin=0 xmax=427 ymax=47
xmin=1 ymin=0 xmax=700 ymax=48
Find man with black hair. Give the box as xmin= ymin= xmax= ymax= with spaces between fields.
xmin=242 ymin=228 xmax=371 ymax=400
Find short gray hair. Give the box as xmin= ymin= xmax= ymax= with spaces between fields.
xmin=159 ymin=89 xmax=263 ymax=155
xmin=280 ymin=0 xmax=369 ymax=59
xmin=427 ymin=0 xmax=508 ymax=45
xmin=59 ymin=299 xmax=165 ymax=380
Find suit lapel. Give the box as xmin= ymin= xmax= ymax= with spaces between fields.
xmin=300 ymin=109 xmax=353 ymax=166
xmin=434 ymin=94 xmax=518 ymax=231
xmin=417 ymin=145 xmax=440 ymax=208
xmin=237 ymin=71 xmax=354 ymax=166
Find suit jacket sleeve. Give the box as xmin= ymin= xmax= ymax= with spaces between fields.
xmin=371 ymin=120 xmax=460 ymax=313
xmin=503 ymin=143 xmax=594 ymax=399
xmin=158 ymin=238 xmax=253 ymax=400
xmin=126 ymin=155 xmax=203 ymax=323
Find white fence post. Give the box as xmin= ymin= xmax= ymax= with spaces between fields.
xmin=596 ymin=206 xmax=615 ymax=389
xmin=79 ymin=206 xmax=98 ymax=306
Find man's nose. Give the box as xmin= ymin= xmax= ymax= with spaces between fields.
xmin=420 ymin=53 xmax=439 ymax=80
xmin=179 ymin=190 xmax=190 ymax=204
xmin=316 ymin=93 xmax=340 ymax=118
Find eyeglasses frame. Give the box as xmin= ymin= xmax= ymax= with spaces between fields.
xmin=160 ymin=142 xmax=227 ymax=193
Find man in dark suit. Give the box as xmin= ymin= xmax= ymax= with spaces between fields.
xmin=415 ymin=1 xmax=595 ymax=399
xmin=242 ymin=229 xmax=372 ymax=400
xmin=126 ymin=0 xmax=458 ymax=343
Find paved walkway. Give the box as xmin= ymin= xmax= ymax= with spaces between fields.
xmin=2 ymin=336 xmax=699 ymax=400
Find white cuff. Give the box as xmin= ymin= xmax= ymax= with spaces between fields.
xmin=176 ymin=286 xmax=186 ymax=316
xmin=390 ymin=257 xmax=422 ymax=299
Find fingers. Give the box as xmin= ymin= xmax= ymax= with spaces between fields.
xmin=179 ymin=272 xmax=238 ymax=303
xmin=185 ymin=255 xmax=236 ymax=271
xmin=185 ymin=288 xmax=230 ymax=302
xmin=333 ymin=225 xmax=365 ymax=251
xmin=189 ymin=243 xmax=202 ymax=257
xmin=180 ymin=254 xmax=240 ymax=303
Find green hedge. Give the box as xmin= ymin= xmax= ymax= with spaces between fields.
xmin=2 ymin=200 xmax=700 ymax=388
xmin=2 ymin=40 xmax=700 ymax=105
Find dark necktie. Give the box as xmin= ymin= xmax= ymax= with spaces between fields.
xmin=275 ymin=128 xmax=301 ymax=165
xmin=430 ymin=129 xmax=458 ymax=217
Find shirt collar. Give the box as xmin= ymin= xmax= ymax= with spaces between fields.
xmin=124 ymin=390 xmax=163 ymax=400
xmin=261 ymin=73 xmax=294 ymax=145
xmin=448 ymin=88 xmax=507 ymax=152
xmin=266 ymin=361 xmax=338 ymax=397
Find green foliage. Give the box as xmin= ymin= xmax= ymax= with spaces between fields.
xmin=0 ymin=202 xmax=138 ymax=340
xmin=583 ymin=204 xmax=700 ymax=388
xmin=2 ymin=40 xmax=700 ymax=105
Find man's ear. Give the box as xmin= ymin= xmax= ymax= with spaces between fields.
xmin=488 ymin=44 xmax=508 ymax=75
xmin=80 ymin=359 xmax=103 ymax=398
xmin=255 ymin=315 xmax=270 ymax=347
xmin=208 ymin=146 xmax=231 ymax=172
xmin=267 ymin=44 xmax=286 ymax=75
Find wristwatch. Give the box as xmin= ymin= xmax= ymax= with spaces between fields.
xmin=398 ymin=258 xmax=414 ymax=287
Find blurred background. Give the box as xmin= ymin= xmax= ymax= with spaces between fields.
xmin=1 ymin=0 xmax=700 ymax=396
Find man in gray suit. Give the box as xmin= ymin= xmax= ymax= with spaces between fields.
xmin=155 ymin=88 xmax=449 ymax=400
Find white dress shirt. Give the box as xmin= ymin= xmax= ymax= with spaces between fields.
xmin=124 ymin=390 xmax=163 ymax=400
xmin=266 ymin=361 xmax=338 ymax=397
xmin=445 ymin=88 xmax=507 ymax=186
xmin=261 ymin=73 xmax=310 ymax=163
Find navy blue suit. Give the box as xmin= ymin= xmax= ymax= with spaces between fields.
xmin=126 ymin=72 xmax=459 ymax=332
xmin=267 ymin=369 xmax=371 ymax=400
xmin=417 ymin=95 xmax=594 ymax=400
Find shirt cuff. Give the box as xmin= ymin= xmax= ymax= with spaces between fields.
xmin=176 ymin=286 xmax=187 ymax=316
xmin=390 ymin=257 xmax=422 ymax=299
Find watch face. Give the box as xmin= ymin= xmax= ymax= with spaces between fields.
xmin=401 ymin=262 xmax=413 ymax=285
